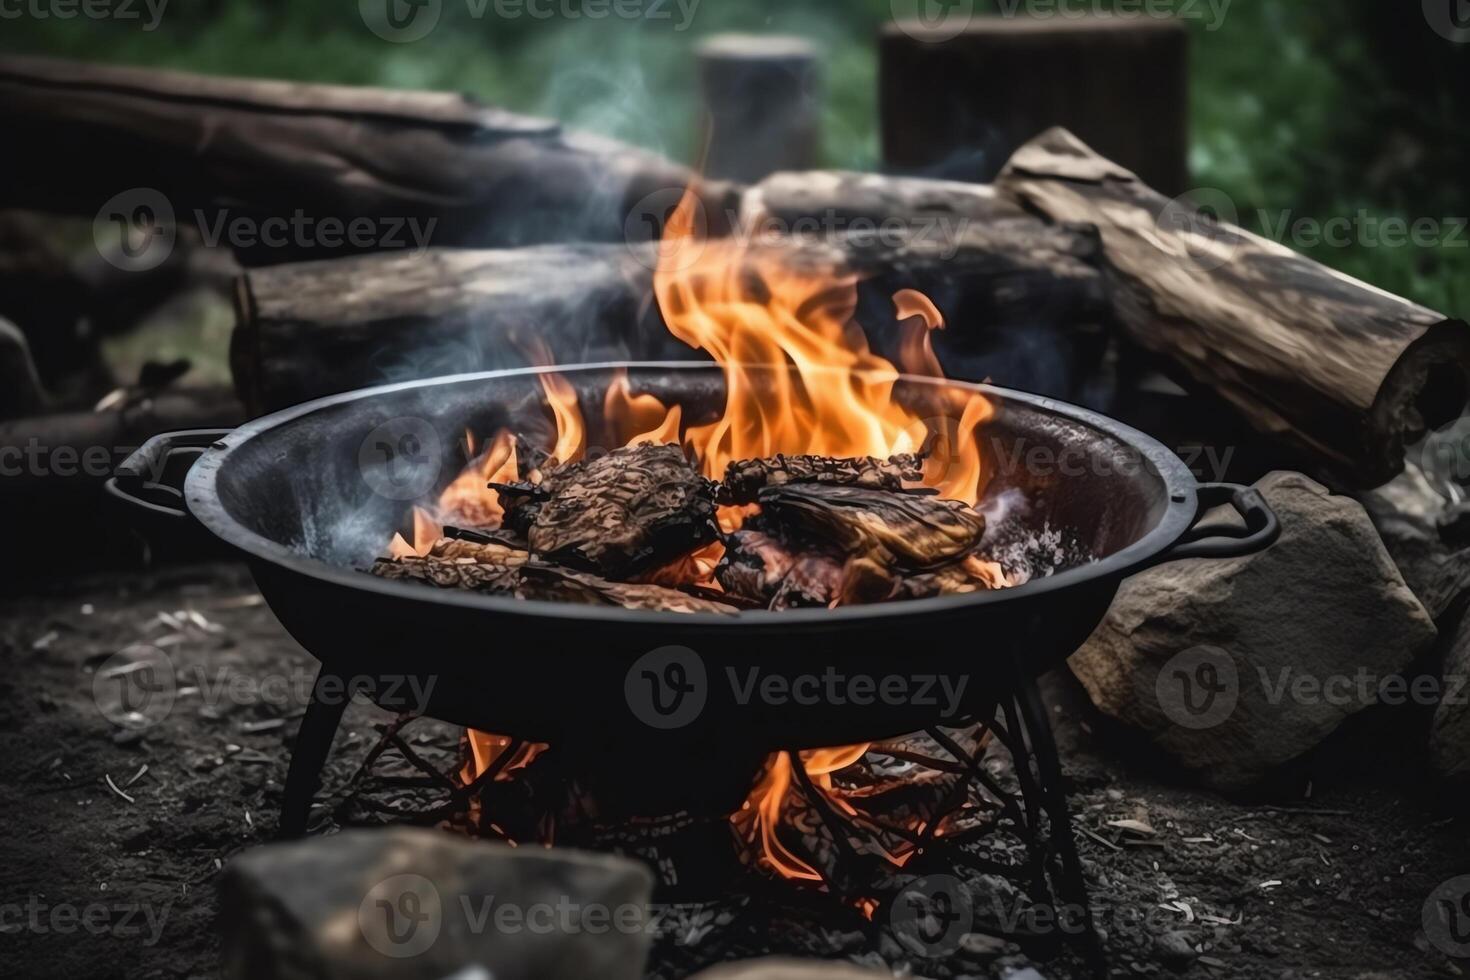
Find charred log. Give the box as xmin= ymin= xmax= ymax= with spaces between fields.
xmin=517 ymin=562 xmax=738 ymax=614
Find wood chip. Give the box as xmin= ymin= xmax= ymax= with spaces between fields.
xmin=103 ymin=773 xmax=135 ymax=804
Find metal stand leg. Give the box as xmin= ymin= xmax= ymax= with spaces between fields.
xmin=1011 ymin=662 xmax=1108 ymax=980
xmin=278 ymin=666 xmax=349 ymax=839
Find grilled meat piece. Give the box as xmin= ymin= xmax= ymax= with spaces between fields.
xmin=719 ymin=452 xmax=924 ymax=504
xmin=756 ymin=483 xmax=986 ymax=569
xmin=527 ymin=444 xmax=719 ymax=577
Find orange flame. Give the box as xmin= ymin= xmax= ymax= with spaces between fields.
xmin=403 ymin=183 xmax=998 ymax=882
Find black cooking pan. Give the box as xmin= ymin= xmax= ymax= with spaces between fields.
xmin=107 ymin=362 xmax=1276 ymax=816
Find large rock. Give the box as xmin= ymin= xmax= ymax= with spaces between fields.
xmin=1070 ymin=471 xmax=1437 ymax=793
xmin=1356 ymin=461 xmax=1470 ymax=620
xmin=1430 ymin=614 xmax=1470 ymax=787
xmin=220 ymin=827 xmax=654 ymax=980
xmin=691 ymin=959 xmax=893 ymax=979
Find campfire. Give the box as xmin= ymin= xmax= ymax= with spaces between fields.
xmin=370 ymin=189 xmax=1004 ymax=612
xmin=361 ymin=187 xmax=1024 ymax=888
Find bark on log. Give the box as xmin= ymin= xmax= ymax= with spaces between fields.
xmin=232 ymin=207 xmax=1107 ymax=413
xmin=0 ymin=55 xmax=737 ymax=265
xmin=880 ymin=15 xmax=1189 ymax=195
xmin=996 ymin=127 xmax=1470 ymax=488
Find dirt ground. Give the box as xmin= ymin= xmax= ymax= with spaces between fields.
xmin=2 ymin=561 xmax=1467 ymax=979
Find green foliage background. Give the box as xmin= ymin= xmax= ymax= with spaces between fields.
xmin=4 ymin=0 xmax=1467 ymax=314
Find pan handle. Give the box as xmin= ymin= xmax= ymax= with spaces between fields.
xmin=1149 ymin=482 xmax=1280 ymax=565
xmin=104 ymin=428 xmax=233 ymax=520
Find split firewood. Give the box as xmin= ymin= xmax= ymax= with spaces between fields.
xmin=718 ymin=452 xmax=924 ymax=504
xmin=756 ymin=484 xmax=986 ymax=570
xmin=527 ymin=444 xmax=720 ymax=578
xmin=517 ymin=562 xmax=738 ymax=614
xmin=996 ymin=127 xmax=1470 ymax=487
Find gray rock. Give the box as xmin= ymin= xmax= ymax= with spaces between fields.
xmin=1356 ymin=462 xmax=1470 ymax=620
xmin=690 ymin=959 xmax=893 ymax=979
xmin=1430 ymin=613 xmax=1470 ymax=785
xmin=220 ymin=827 xmax=654 ymax=980
xmin=1070 ymin=471 xmax=1437 ymax=793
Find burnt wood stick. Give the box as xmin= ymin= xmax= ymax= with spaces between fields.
xmin=0 ymin=55 xmax=738 ymax=265
xmin=232 ymin=215 xmax=1106 ymax=412
xmin=996 ymin=127 xmax=1470 ymax=488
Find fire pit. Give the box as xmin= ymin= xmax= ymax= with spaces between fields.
xmin=107 ymin=358 xmax=1277 ymax=974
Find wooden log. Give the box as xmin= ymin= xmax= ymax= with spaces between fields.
xmin=230 ymin=244 xmax=687 ymax=414
xmin=996 ymin=127 xmax=1470 ymax=488
xmin=880 ymin=15 xmax=1189 ymax=195
xmin=696 ymin=34 xmax=821 ymax=182
xmin=232 ymin=208 xmax=1107 ymax=413
xmin=0 ymin=55 xmax=737 ymax=265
